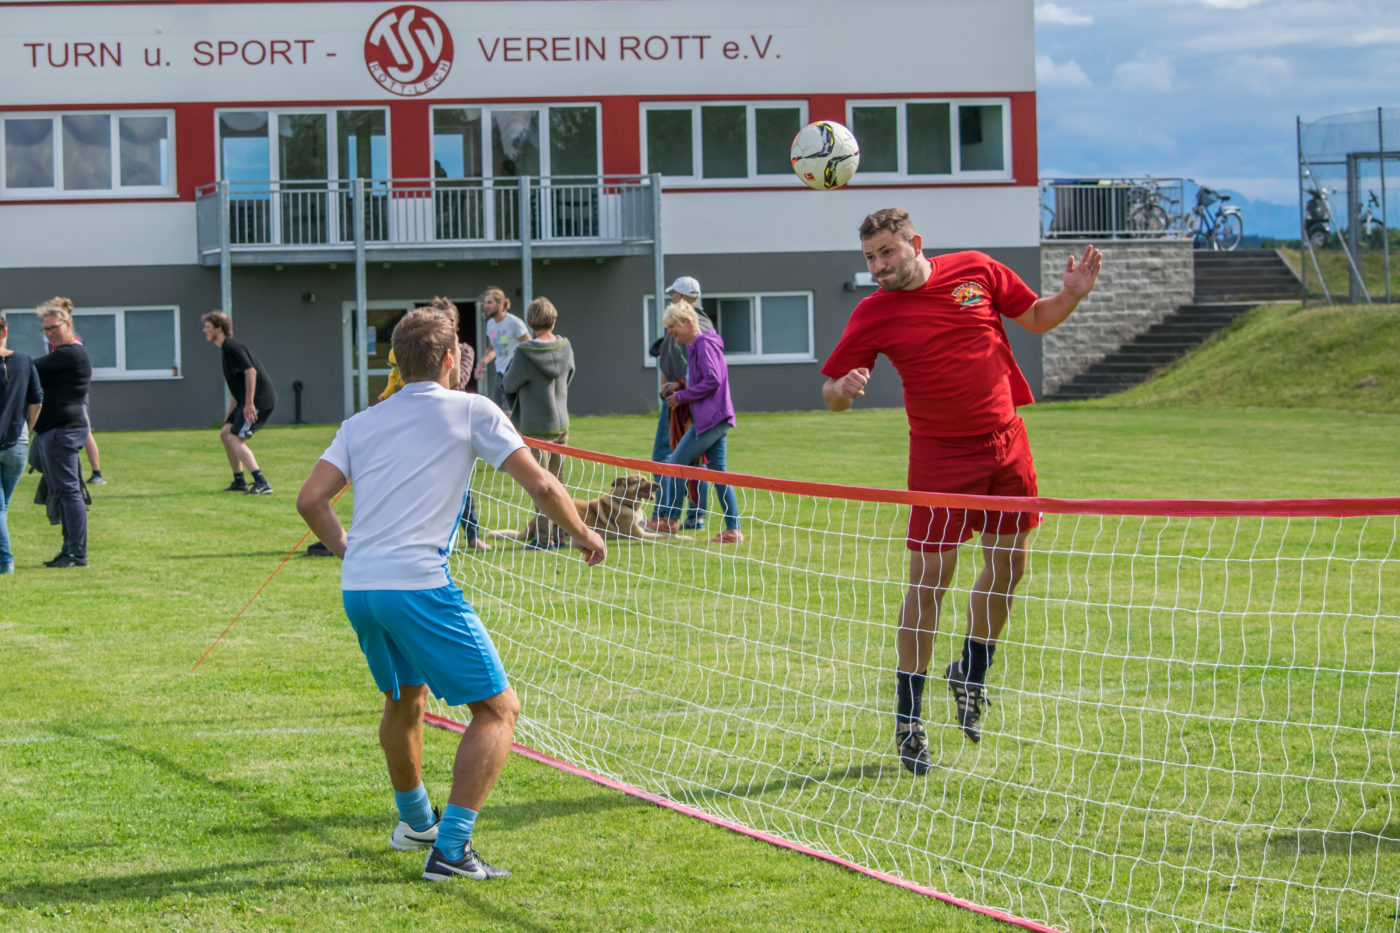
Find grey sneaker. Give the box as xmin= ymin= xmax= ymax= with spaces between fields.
xmin=246 ymin=479 xmax=273 ymax=495
xmin=946 ymin=662 xmax=989 ymax=743
xmin=895 ymin=722 xmax=932 ymax=775
xmin=390 ymin=808 xmax=439 ymax=851
xmin=86 ymin=473 xmax=107 ymax=486
xmin=422 ymin=843 xmax=511 ymax=881
xmin=223 ymin=479 xmax=248 ymax=492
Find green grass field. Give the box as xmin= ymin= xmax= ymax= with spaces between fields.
xmin=2 ymin=305 xmax=1397 ymax=931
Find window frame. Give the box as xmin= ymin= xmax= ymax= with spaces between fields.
xmin=844 ymin=97 xmax=1013 ymax=183
xmin=643 ymin=291 xmax=815 ymax=366
xmin=640 ymin=101 xmax=809 ymax=186
xmin=1 ymin=109 xmax=177 ymax=200
xmin=215 ymin=106 xmax=392 ymax=183
xmin=3 ymin=305 xmax=183 ymax=381
xmin=429 ymin=102 xmax=602 ymax=180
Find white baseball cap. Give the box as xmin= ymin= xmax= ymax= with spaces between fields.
xmin=665 ymin=276 xmax=702 ymax=301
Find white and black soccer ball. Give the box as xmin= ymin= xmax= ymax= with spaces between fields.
xmin=790 ymin=121 xmax=860 ymax=190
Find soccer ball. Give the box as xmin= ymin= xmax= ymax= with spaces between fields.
xmin=790 ymin=121 xmax=860 ymax=190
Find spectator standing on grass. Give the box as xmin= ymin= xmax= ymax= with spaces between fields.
xmin=33 ymin=298 xmax=91 ymax=568
xmin=42 ymin=324 xmax=104 ymax=486
xmin=647 ymin=276 xmax=712 ymax=531
xmin=472 ymin=287 xmax=529 ymax=410
xmin=502 ymin=296 xmax=575 ymax=548
xmin=821 ymin=207 xmax=1101 ymax=774
xmin=648 ymin=301 xmax=741 ymax=544
xmin=0 ymin=311 xmax=43 ymax=574
xmin=202 ymin=311 xmax=276 ymax=495
xmin=297 ymin=307 xmax=606 ymax=883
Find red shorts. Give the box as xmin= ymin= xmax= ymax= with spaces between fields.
xmin=907 ymin=419 xmax=1040 ymax=552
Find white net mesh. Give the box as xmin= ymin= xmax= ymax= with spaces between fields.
xmin=429 ymin=442 xmax=1400 ymax=932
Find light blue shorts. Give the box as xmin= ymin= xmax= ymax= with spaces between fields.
xmin=342 ymin=584 xmax=508 ymax=706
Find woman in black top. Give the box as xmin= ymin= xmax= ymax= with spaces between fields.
xmin=0 ymin=311 xmax=43 ymax=574
xmin=34 ymin=297 xmax=92 ymax=567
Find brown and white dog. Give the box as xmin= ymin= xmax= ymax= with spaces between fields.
xmin=486 ymin=473 xmax=677 ymax=543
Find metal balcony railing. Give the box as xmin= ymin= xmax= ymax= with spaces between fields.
xmin=195 ymin=175 xmax=658 ymax=263
xmin=1040 ymin=176 xmax=1189 ymax=239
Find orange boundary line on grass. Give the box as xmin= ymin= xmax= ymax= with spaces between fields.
xmin=424 ymin=713 xmax=1059 ymax=933
xmin=190 ymin=484 xmax=350 ymax=672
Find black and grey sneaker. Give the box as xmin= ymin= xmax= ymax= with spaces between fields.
xmin=422 ymin=843 xmax=512 ymax=881
xmin=390 ymin=807 xmax=440 ymax=851
xmin=945 ymin=661 xmax=989 ymax=743
xmin=86 ymin=472 xmax=107 ymax=486
xmin=895 ymin=721 xmax=932 ymax=775
xmin=223 ymin=479 xmax=248 ymax=493
xmin=246 ymin=479 xmax=273 ymax=495
xmin=44 ymin=552 xmax=87 ymax=568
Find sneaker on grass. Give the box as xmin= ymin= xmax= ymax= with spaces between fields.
xmin=390 ymin=808 xmax=439 ymax=851
xmin=945 ymin=661 xmax=989 ymax=743
xmin=223 ymin=479 xmax=248 ymax=493
xmin=86 ymin=472 xmax=106 ymax=486
xmin=246 ymin=479 xmax=273 ymax=495
xmin=894 ymin=721 xmax=932 ymax=775
xmin=422 ymin=843 xmax=511 ymax=881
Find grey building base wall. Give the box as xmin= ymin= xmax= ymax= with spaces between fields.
xmin=1038 ymin=239 xmax=1194 ymax=395
xmin=1 ymin=243 xmax=1043 ymax=431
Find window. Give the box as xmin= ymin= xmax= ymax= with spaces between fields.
xmin=642 ymin=103 xmax=806 ymax=183
xmin=431 ymin=104 xmax=599 ymax=179
xmin=5 ymin=306 xmax=181 ymax=380
xmin=2 ymin=111 xmax=175 ymax=198
xmin=848 ymin=99 xmax=1010 ymax=180
xmin=644 ymin=292 xmax=814 ymax=364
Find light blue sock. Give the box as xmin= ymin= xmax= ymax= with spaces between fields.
xmin=432 ymin=804 xmax=478 ymax=861
xmin=393 ymin=783 xmax=435 ymax=832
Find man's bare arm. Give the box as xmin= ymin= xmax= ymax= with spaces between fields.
xmin=296 ymin=460 xmax=349 ymax=558
xmin=822 ymin=367 xmax=870 ymax=412
xmin=500 ymin=448 xmax=607 ymax=565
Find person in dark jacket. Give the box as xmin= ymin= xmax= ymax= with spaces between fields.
xmin=503 ymin=297 xmax=574 ymax=548
xmin=0 ymin=310 xmax=43 ymax=574
xmin=33 ymin=298 xmax=91 ymax=568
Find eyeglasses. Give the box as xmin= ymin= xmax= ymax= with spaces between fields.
xmin=42 ymin=324 xmax=63 ymax=333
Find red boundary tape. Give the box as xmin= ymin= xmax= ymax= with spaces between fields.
xmin=425 ymin=712 xmax=1060 ymax=933
xmin=525 ymin=438 xmax=1400 ymax=519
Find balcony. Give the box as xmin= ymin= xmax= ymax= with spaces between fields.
xmin=195 ymin=174 xmax=660 ymax=266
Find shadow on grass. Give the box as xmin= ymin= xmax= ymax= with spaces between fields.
xmin=1265 ymin=825 xmax=1400 ymax=855
xmin=162 ymin=551 xmax=308 ymax=560
xmin=702 ymin=759 xmax=893 ymax=802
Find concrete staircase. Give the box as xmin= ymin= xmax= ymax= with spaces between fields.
xmin=1192 ymin=249 xmax=1303 ymax=303
xmin=1042 ymin=303 xmax=1256 ymax=400
xmin=1042 ymin=249 xmax=1302 ymax=401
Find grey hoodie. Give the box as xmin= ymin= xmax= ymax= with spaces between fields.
xmin=502 ymin=336 xmax=575 ymax=436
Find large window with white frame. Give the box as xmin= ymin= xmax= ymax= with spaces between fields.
xmin=644 ymin=292 xmax=814 ymax=364
xmin=847 ymin=99 xmax=1011 ymax=181
xmin=4 ymin=306 xmax=182 ymax=380
xmin=641 ymin=102 xmax=806 ymax=184
xmin=1 ymin=110 xmax=175 ymax=199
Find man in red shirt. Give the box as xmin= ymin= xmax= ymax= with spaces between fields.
xmin=822 ymin=208 xmax=1101 ymax=774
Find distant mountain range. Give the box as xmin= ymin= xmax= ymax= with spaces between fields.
xmin=1216 ymin=192 xmax=1304 ymax=241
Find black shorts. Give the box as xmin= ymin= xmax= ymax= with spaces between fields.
xmin=226 ymin=405 xmax=274 ymax=439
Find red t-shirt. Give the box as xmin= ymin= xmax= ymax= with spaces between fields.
xmin=821 ymin=251 xmax=1038 ymax=437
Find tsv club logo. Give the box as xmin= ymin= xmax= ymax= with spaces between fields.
xmin=365 ymin=5 xmax=454 ymax=97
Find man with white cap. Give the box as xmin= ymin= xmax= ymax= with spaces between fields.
xmin=646 ymin=276 xmax=713 ymax=532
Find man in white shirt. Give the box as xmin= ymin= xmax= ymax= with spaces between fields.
xmin=471 ymin=286 xmax=530 ymax=409
xmin=297 ymin=307 xmax=606 ymax=882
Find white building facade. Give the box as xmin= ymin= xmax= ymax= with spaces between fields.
xmin=0 ymin=0 xmax=1040 ymax=429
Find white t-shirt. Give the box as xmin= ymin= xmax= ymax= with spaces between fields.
xmin=486 ymin=313 xmax=531 ymax=374
xmin=319 ymin=381 xmax=525 ymax=590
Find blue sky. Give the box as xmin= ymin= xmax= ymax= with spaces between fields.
xmin=1034 ymin=0 xmax=1400 ymax=234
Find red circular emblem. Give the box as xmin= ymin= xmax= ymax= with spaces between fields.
xmin=364 ymin=5 xmax=454 ymax=97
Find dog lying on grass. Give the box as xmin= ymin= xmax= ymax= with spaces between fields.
xmin=485 ymin=473 xmax=680 ymax=544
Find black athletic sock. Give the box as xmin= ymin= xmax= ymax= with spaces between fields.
xmin=232 ymin=470 xmax=246 ymax=484
xmin=251 ymin=470 xmax=266 ymax=484
xmin=895 ymin=670 xmax=928 ymax=728
xmin=960 ymin=639 xmax=997 ymax=685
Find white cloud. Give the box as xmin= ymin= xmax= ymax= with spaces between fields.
xmin=1035 ymin=3 xmax=1093 ymax=25
xmin=1220 ymin=53 xmax=1293 ymax=94
xmin=1197 ymin=0 xmax=1265 ymax=8
xmin=1036 ymin=54 xmax=1092 ymax=88
xmin=1112 ymin=53 xmax=1176 ymax=92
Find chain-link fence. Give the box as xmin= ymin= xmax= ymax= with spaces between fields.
xmin=1297 ymin=107 xmax=1397 ymax=304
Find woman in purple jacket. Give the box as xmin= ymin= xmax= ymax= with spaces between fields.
xmin=655 ymin=302 xmax=741 ymax=544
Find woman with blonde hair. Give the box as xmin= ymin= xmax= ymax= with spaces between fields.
xmin=33 ymin=297 xmax=92 ymax=567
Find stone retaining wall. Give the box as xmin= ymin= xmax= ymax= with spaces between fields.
xmin=1038 ymin=239 xmax=1194 ymax=395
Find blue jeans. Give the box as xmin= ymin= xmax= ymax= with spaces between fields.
xmin=37 ymin=426 xmax=87 ymax=559
xmin=0 ymin=442 xmax=26 ymax=567
xmin=651 ymin=407 xmax=708 ymax=523
xmin=657 ymin=422 xmax=738 ymax=530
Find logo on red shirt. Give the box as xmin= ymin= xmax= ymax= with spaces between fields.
xmin=951 ymin=282 xmax=988 ymax=307
xmin=365 ymin=6 xmax=454 ymax=97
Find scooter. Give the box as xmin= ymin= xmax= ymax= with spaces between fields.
xmin=1304 ymin=183 xmax=1332 ymax=250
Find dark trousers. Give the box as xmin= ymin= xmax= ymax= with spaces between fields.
xmin=37 ymin=426 xmax=88 ymax=558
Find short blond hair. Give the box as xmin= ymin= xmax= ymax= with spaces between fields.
xmin=661 ymin=301 xmax=698 ymax=331
xmin=525 ymin=296 xmax=557 ymax=331
xmin=37 ymin=295 xmax=74 ymax=326
xmin=393 ymin=307 xmax=458 ymax=383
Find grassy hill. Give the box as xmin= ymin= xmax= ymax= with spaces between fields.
xmin=1075 ymin=300 xmax=1400 ymax=413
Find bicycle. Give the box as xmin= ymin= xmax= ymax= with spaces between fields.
xmin=1185 ymin=185 xmax=1243 ymax=250
xmin=1125 ymin=176 xmax=1173 ymax=234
